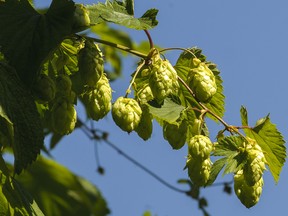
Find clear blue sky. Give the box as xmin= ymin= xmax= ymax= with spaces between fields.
xmin=35 ymin=1 xmax=288 ymax=216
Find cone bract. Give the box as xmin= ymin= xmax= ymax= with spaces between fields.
xmin=72 ymin=4 xmax=91 ymax=32
xmin=112 ymin=97 xmax=142 ymax=133
xmin=33 ymin=74 xmax=56 ymax=103
xmin=135 ymin=105 xmax=153 ymax=140
xmin=234 ymin=169 xmax=264 ymax=208
xmin=81 ymin=75 xmax=112 ymax=121
xmin=188 ymin=60 xmax=217 ymax=102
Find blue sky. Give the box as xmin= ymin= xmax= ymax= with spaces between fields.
xmin=35 ymin=1 xmax=288 ymax=216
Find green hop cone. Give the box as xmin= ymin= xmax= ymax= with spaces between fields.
xmin=72 ymin=4 xmax=91 ymax=33
xmin=188 ymin=59 xmax=217 ymax=102
xmin=244 ymin=143 xmax=266 ymax=186
xmin=234 ymin=169 xmax=264 ymax=208
xmin=56 ymin=74 xmax=72 ymax=96
xmin=135 ymin=105 xmax=153 ymax=140
xmin=149 ymin=58 xmax=179 ymax=102
xmin=186 ymin=155 xmax=212 ymax=186
xmin=112 ymin=97 xmax=142 ymax=133
xmin=163 ymin=120 xmax=187 ymax=150
xmin=188 ymin=135 xmax=213 ymax=160
xmin=78 ymin=39 xmax=104 ymax=87
xmin=81 ymin=74 xmax=112 ymax=121
xmin=32 ymin=73 xmax=56 ymax=103
xmin=50 ymin=100 xmax=77 ymax=135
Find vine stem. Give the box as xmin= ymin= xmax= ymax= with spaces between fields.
xmin=144 ymin=30 xmax=154 ymax=49
xmin=177 ymin=76 xmax=248 ymax=139
xmin=125 ymin=60 xmax=145 ymax=97
xmin=85 ymin=36 xmax=148 ymax=59
xmin=159 ymin=47 xmax=197 ymax=58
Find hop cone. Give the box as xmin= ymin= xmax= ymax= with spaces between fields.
xmin=135 ymin=105 xmax=153 ymax=140
xmin=149 ymin=59 xmax=179 ymax=102
xmin=50 ymin=100 xmax=77 ymax=135
xmin=72 ymin=4 xmax=91 ymax=32
xmin=234 ymin=169 xmax=264 ymax=208
xmin=186 ymin=155 xmax=212 ymax=186
xmin=163 ymin=120 xmax=187 ymax=150
xmin=112 ymin=97 xmax=142 ymax=133
xmin=188 ymin=135 xmax=213 ymax=160
xmin=78 ymin=39 xmax=104 ymax=87
xmin=32 ymin=73 xmax=56 ymax=103
xmin=244 ymin=143 xmax=266 ymax=186
xmin=56 ymin=74 xmax=72 ymax=96
xmin=188 ymin=60 xmax=217 ymax=102
xmin=81 ymin=75 xmax=112 ymax=121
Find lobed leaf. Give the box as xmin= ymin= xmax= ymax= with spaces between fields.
xmin=0 ymin=62 xmax=44 ymax=174
xmin=87 ymin=0 xmax=158 ymax=30
xmin=0 ymin=0 xmax=75 ymax=86
xmin=243 ymin=114 xmax=286 ymax=183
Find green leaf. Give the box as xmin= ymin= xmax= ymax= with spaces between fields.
xmin=148 ymin=98 xmax=185 ymax=125
xmin=0 ymin=62 xmax=44 ymax=174
xmin=0 ymin=0 xmax=75 ymax=86
xmin=212 ymin=136 xmax=246 ymax=177
xmin=87 ymin=1 xmax=158 ymax=30
xmin=16 ymin=156 xmax=110 ymax=216
xmin=243 ymin=114 xmax=286 ymax=183
xmin=0 ymin=155 xmax=44 ymax=216
xmin=206 ymin=157 xmax=226 ymax=185
xmin=0 ymin=106 xmax=14 ymax=149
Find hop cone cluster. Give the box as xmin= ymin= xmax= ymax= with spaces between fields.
xmin=188 ymin=58 xmax=217 ymax=102
xmin=186 ymin=135 xmax=213 ymax=186
xmin=81 ymin=74 xmax=112 ymax=121
xmin=112 ymin=97 xmax=142 ymax=133
xmin=133 ymin=49 xmax=179 ymax=104
xmin=78 ymin=39 xmax=104 ymax=87
xmin=234 ymin=140 xmax=266 ymax=208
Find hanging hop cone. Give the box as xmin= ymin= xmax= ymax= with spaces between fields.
xmin=163 ymin=120 xmax=187 ymax=150
xmin=32 ymin=73 xmax=56 ymax=103
xmin=78 ymin=39 xmax=104 ymax=87
xmin=186 ymin=155 xmax=212 ymax=187
xmin=112 ymin=97 xmax=142 ymax=133
xmin=72 ymin=4 xmax=91 ymax=33
xmin=50 ymin=99 xmax=77 ymax=135
xmin=81 ymin=74 xmax=112 ymax=121
xmin=56 ymin=74 xmax=72 ymax=96
xmin=188 ymin=58 xmax=217 ymax=102
xmin=244 ymin=142 xmax=266 ymax=186
xmin=234 ymin=169 xmax=264 ymax=208
xmin=188 ymin=135 xmax=213 ymax=160
xmin=134 ymin=105 xmax=153 ymax=141
xmin=148 ymin=50 xmax=179 ymax=102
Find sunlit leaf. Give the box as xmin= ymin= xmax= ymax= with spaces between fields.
xmin=87 ymin=1 xmax=158 ymax=30
xmin=243 ymin=113 xmax=286 ymax=183
xmin=0 ymin=155 xmax=44 ymax=216
xmin=148 ymin=98 xmax=185 ymax=125
xmin=16 ymin=156 xmax=110 ymax=216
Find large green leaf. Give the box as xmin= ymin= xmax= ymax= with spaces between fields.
xmin=241 ymin=107 xmax=286 ymax=183
xmin=16 ymin=156 xmax=110 ymax=216
xmin=0 ymin=62 xmax=44 ymax=174
xmin=87 ymin=0 xmax=158 ymax=30
xmin=0 ymin=0 xmax=75 ymax=86
xmin=0 ymin=155 xmax=44 ymax=216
